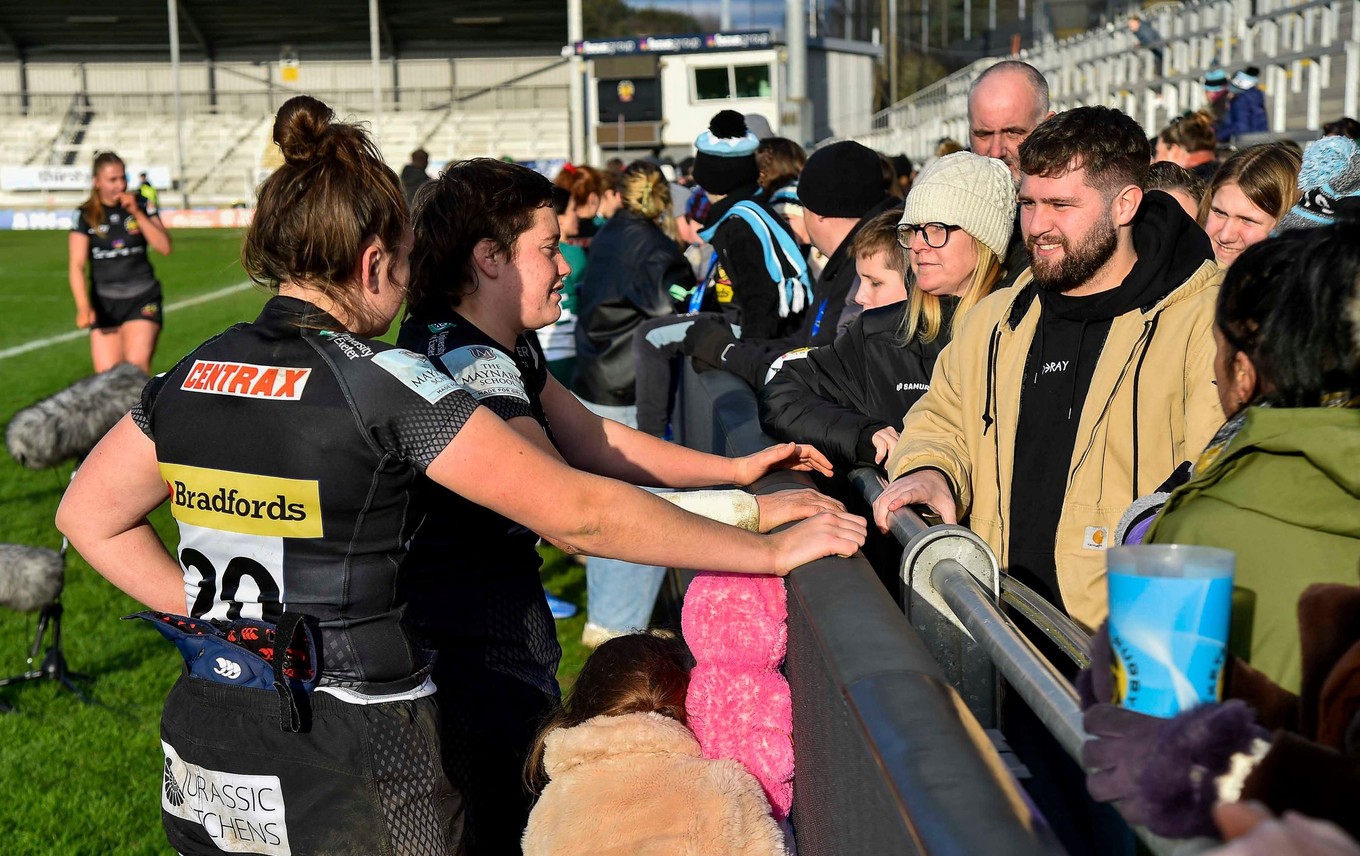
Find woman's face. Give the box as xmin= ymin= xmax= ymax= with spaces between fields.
xmin=1205 ymin=183 xmax=1277 ymax=267
xmin=1154 ymin=139 xmax=1185 ymax=166
xmin=557 ymin=198 xmax=580 ymax=239
xmin=852 ymin=250 xmax=909 ymax=310
xmin=500 ymin=206 xmax=572 ymax=333
xmin=93 ymin=163 xmax=127 ymax=205
xmin=906 ymin=226 xmax=979 ymax=297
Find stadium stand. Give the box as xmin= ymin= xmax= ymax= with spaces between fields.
xmin=0 ymin=4 xmax=570 ymax=209
xmin=852 ymin=0 xmax=1358 ymax=159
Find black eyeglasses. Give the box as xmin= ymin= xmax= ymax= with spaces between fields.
xmin=896 ymin=222 xmax=962 ymax=249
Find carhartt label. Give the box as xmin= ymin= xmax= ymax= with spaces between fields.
xmin=160 ymin=464 xmax=322 ymax=539
xmin=181 ymin=361 xmax=311 ymax=400
xmin=1084 ymin=526 xmax=1109 ymax=550
xmin=373 ymin=349 xmax=460 ymax=403
xmin=439 ymin=345 xmax=528 ymax=403
xmin=162 ymin=741 xmax=292 ymax=854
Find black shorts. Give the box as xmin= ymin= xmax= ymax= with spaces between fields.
xmin=160 ymin=673 xmax=463 ymax=856
xmin=92 ymin=286 xmax=162 ymax=329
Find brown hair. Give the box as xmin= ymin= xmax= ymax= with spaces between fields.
xmin=851 ymin=210 xmax=908 ymax=277
xmin=618 ymin=160 xmax=676 ymax=240
xmin=79 ymin=151 xmax=125 ymax=230
xmin=1018 ymin=105 xmax=1150 ymax=196
xmin=1158 ymin=111 xmax=1218 ymax=155
xmin=525 ymin=632 xmax=691 ymax=793
xmin=1199 ymin=143 xmax=1302 ymax=226
xmin=554 ymin=164 xmax=608 ymax=209
xmin=755 ymin=137 xmax=806 ymax=194
xmin=242 ymin=96 xmax=406 ymax=331
xmin=407 ymin=158 xmax=567 ymax=315
xmin=1145 ymin=160 xmax=1207 ymax=205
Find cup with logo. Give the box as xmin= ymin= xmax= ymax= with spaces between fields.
xmin=1104 ymin=544 xmax=1234 ymax=717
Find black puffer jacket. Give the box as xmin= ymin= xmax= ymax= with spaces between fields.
xmin=758 ymin=298 xmax=955 ymax=469
xmin=573 ymin=209 xmax=696 ymax=405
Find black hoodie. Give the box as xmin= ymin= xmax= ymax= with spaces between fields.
xmin=1007 ymin=191 xmax=1214 ymax=607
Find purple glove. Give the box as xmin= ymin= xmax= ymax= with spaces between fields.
xmin=1082 ymin=702 xmax=1165 ymax=826
xmin=1079 ymin=619 xmax=1164 ymax=826
xmin=1135 ymin=700 xmax=1269 ymax=840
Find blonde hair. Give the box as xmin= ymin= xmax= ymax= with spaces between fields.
xmin=80 ymin=151 xmax=125 ymax=231
xmin=1199 ymin=143 xmax=1302 ymax=226
xmin=619 ymin=160 xmax=676 ymax=241
xmin=900 ymin=235 xmax=1002 ymax=344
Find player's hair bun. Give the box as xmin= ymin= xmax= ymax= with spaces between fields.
xmin=273 ymin=95 xmax=335 ymax=166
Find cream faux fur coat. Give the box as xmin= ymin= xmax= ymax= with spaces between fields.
xmin=522 ymin=712 xmax=790 ymax=856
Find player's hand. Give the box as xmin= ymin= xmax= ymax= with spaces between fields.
xmin=733 ymin=441 xmax=835 ymax=484
xmin=871 ymin=426 xmax=900 ymax=465
xmin=117 ymin=192 xmax=139 ymax=214
xmin=768 ymin=511 xmax=867 ymax=575
xmin=74 ymin=305 xmax=96 ymax=329
xmin=754 ymin=488 xmax=845 ymax=532
xmin=871 ymin=469 xmax=957 ymax=531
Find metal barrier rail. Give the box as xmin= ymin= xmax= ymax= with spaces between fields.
xmin=856 ymin=467 xmax=1214 ymax=856
xmin=674 ymin=362 xmax=1065 ymax=856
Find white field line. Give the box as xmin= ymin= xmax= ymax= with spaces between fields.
xmin=0 ymin=280 xmax=255 ymax=362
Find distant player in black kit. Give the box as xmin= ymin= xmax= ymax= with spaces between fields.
xmin=68 ymin=151 xmax=172 ymax=372
xmin=56 ymin=98 xmax=864 ymax=856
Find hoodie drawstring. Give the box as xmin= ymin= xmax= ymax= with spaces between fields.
xmin=1129 ymin=314 xmax=1162 ymax=501
xmin=983 ymin=323 xmax=1002 ymax=434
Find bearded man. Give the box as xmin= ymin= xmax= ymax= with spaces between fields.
xmin=873 ymin=105 xmax=1224 ymax=629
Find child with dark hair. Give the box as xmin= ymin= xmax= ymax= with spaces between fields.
xmin=522 ymin=633 xmax=789 ymax=856
xmin=1145 ymin=160 xmax=1208 ymax=220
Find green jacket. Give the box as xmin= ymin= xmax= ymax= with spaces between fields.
xmin=1147 ymin=406 xmax=1360 ymax=694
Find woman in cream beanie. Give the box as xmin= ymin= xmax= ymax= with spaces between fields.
xmin=898 ymin=150 xmax=1016 ymax=344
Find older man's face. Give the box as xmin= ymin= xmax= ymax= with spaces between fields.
xmin=968 ymin=72 xmax=1047 ymax=183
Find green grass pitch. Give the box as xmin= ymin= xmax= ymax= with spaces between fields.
xmin=0 ymin=228 xmax=588 ymax=854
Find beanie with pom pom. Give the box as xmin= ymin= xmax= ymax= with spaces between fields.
xmin=692 ymin=110 xmax=760 ymax=197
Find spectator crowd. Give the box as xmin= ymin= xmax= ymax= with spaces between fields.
xmin=60 ymin=53 xmax=1360 ymax=856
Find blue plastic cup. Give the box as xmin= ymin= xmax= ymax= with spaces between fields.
xmin=1105 ymin=544 xmax=1235 ymax=717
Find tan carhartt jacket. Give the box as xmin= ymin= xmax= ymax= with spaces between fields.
xmin=886 ymin=262 xmax=1225 ymax=626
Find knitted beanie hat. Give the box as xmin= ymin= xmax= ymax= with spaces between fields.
xmin=1276 ymin=142 xmax=1360 ymax=232
xmin=900 ymin=151 xmax=1016 ymax=259
xmin=1204 ymin=68 xmax=1228 ymax=92
xmin=1231 ymin=66 xmax=1260 ymax=91
xmin=799 ymin=140 xmax=889 ymax=218
xmin=692 ymin=110 xmax=759 ymax=196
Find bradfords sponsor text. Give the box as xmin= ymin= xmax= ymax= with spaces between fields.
xmin=182 ymin=361 xmax=311 ymax=400
xmin=161 ymin=464 xmax=323 ymax=539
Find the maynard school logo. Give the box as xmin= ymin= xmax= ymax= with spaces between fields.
xmin=160 ymin=463 xmax=323 ymax=539
xmin=181 ymin=360 xmax=311 ymax=400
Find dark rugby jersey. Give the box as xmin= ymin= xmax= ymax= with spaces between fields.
xmin=71 ymin=197 xmax=161 ymax=299
xmin=132 ymin=296 xmax=480 ymax=692
xmin=396 ymin=309 xmax=562 ymax=698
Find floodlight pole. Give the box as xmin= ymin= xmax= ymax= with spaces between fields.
xmin=568 ymin=0 xmax=585 ymax=163
xmin=167 ymin=0 xmax=189 ymax=210
xmin=369 ymin=0 xmax=383 ymax=141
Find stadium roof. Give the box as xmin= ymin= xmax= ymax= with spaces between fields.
xmin=0 ymin=1 xmax=568 ymax=62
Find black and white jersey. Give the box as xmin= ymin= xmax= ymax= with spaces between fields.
xmin=71 ymin=198 xmax=161 ymax=299
xmin=132 ymin=296 xmax=480 ymax=693
xmin=396 ymin=309 xmax=562 ymax=698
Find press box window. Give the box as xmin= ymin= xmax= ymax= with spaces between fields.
xmin=693 ymin=64 xmax=772 ymax=101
